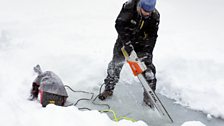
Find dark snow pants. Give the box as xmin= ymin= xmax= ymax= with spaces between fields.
xmin=104 ymin=37 xmax=157 ymax=92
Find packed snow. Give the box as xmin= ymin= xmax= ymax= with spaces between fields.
xmin=181 ymin=121 xmax=206 ymax=126
xmin=0 ymin=0 xmax=223 ymax=126
xmin=156 ymin=0 xmax=224 ymax=120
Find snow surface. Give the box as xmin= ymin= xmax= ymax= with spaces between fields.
xmin=0 ymin=0 xmax=223 ymax=126
xmin=181 ymin=121 xmax=206 ymax=126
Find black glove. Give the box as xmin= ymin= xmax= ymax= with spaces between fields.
xmin=123 ymin=41 xmax=134 ymax=55
xmin=30 ymin=82 xmax=40 ymax=100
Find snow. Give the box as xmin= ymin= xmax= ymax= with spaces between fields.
xmin=0 ymin=0 xmax=223 ymax=126
xmin=156 ymin=0 xmax=224 ymax=120
xmin=181 ymin=121 xmax=206 ymax=126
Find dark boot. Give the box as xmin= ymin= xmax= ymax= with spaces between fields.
xmin=98 ymin=78 xmax=117 ymax=100
xmin=143 ymin=78 xmax=157 ymax=108
xmin=98 ymin=90 xmax=113 ymax=100
xmin=143 ymin=91 xmax=153 ymax=108
xmin=98 ymin=76 xmax=117 ymax=100
xmin=98 ymin=75 xmax=118 ymax=100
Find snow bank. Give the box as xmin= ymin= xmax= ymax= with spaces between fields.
xmin=156 ymin=0 xmax=224 ymax=119
xmin=0 ymin=100 xmax=147 ymax=126
xmin=181 ymin=121 xmax=206 ymax=126
xmin=157 ymin=58 xmax=224 ymax=119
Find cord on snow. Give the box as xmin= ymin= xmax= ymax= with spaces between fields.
xmin=64 ymin=84 xmax=110 ymax=110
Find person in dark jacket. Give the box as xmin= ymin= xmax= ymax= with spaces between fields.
xmin=98 ymin=0 xmax=160 ymax=106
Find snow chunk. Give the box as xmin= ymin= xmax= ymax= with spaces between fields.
xmin=181 ymin=121 xmax=206 ymax=126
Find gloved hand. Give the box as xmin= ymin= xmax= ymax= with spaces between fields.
xmin=123 ymin=41 xmax=134 ymax=55
xmin=30 ymin=82 xmax=39 ymax=100
xmin=28 ymin=94 xmax=37 ymax=101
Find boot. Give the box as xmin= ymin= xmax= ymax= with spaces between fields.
xmin=143 ymin=78 xmax=157 ymax=108
xmin=143 ymin=91 xmax=153 ymax=108
xmin=98 ymin=76 xmax=117 ymax=100
xmin=98 ymin=90 xmax=113 ymax=100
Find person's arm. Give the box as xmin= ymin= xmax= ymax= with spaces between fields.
xmin=144 ymin=10 xmax=160 ymax=51
xmin=29 ymin=76 xmax=41 ymax=100
xmin=115 ymin=1 xmax=137 ymax=53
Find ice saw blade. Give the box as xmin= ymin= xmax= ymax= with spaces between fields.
xmin=138 ymin=74 xmax=173 ymax=123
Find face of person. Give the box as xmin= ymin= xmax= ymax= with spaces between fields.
xmin=139 ymin=8 xmax=152 ymax=19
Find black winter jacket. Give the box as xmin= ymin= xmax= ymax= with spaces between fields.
xmin=115 ymin=0 xmax=160 ymax=53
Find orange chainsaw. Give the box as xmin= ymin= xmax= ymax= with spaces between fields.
xmin=121 ymin=46 xmax=173 ymax=123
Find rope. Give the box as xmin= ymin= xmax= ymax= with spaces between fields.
xmin=100 ymin=109 xmax=136 ymax=122
xmin=64 ymin=84 xmax=110 ymax=109
xmin=64 ymin=84 xmax=137 ymax=122
xmin=64 ymin=85 xmax=94 ymax=106
xmin=92 ymin=83 xmax=110 ymax=110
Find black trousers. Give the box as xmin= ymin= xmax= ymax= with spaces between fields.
xmin=104 ymin=37 xmax=157 ymax=92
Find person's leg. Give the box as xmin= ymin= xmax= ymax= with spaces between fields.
xmin=142 ymin=63 xmax=157 ymax=107
xmin=142 ymin=58 xmax=157 ymax=107
xmin=143 ymin=61 xmax=157 ymax=91
xmin=99 ymin=37 xmax=125 ymax=100
xmin=135 ymin=46 xmax=157 ymax=106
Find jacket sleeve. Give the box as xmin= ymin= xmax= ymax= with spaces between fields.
xmin=144 ymin=11 xmax=160 ymax=51
xmin=115 ymin=2 xmax=135 ymax=46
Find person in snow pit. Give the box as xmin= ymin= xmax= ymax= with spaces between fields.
xmin=98 ymin=0 xmax=160 ymax=107
xmin=29 ymin=65 xmax=68 ymax=107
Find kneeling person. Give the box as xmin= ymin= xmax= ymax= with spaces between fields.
xmin=30 ymin=65 xmax=68 ymax=107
